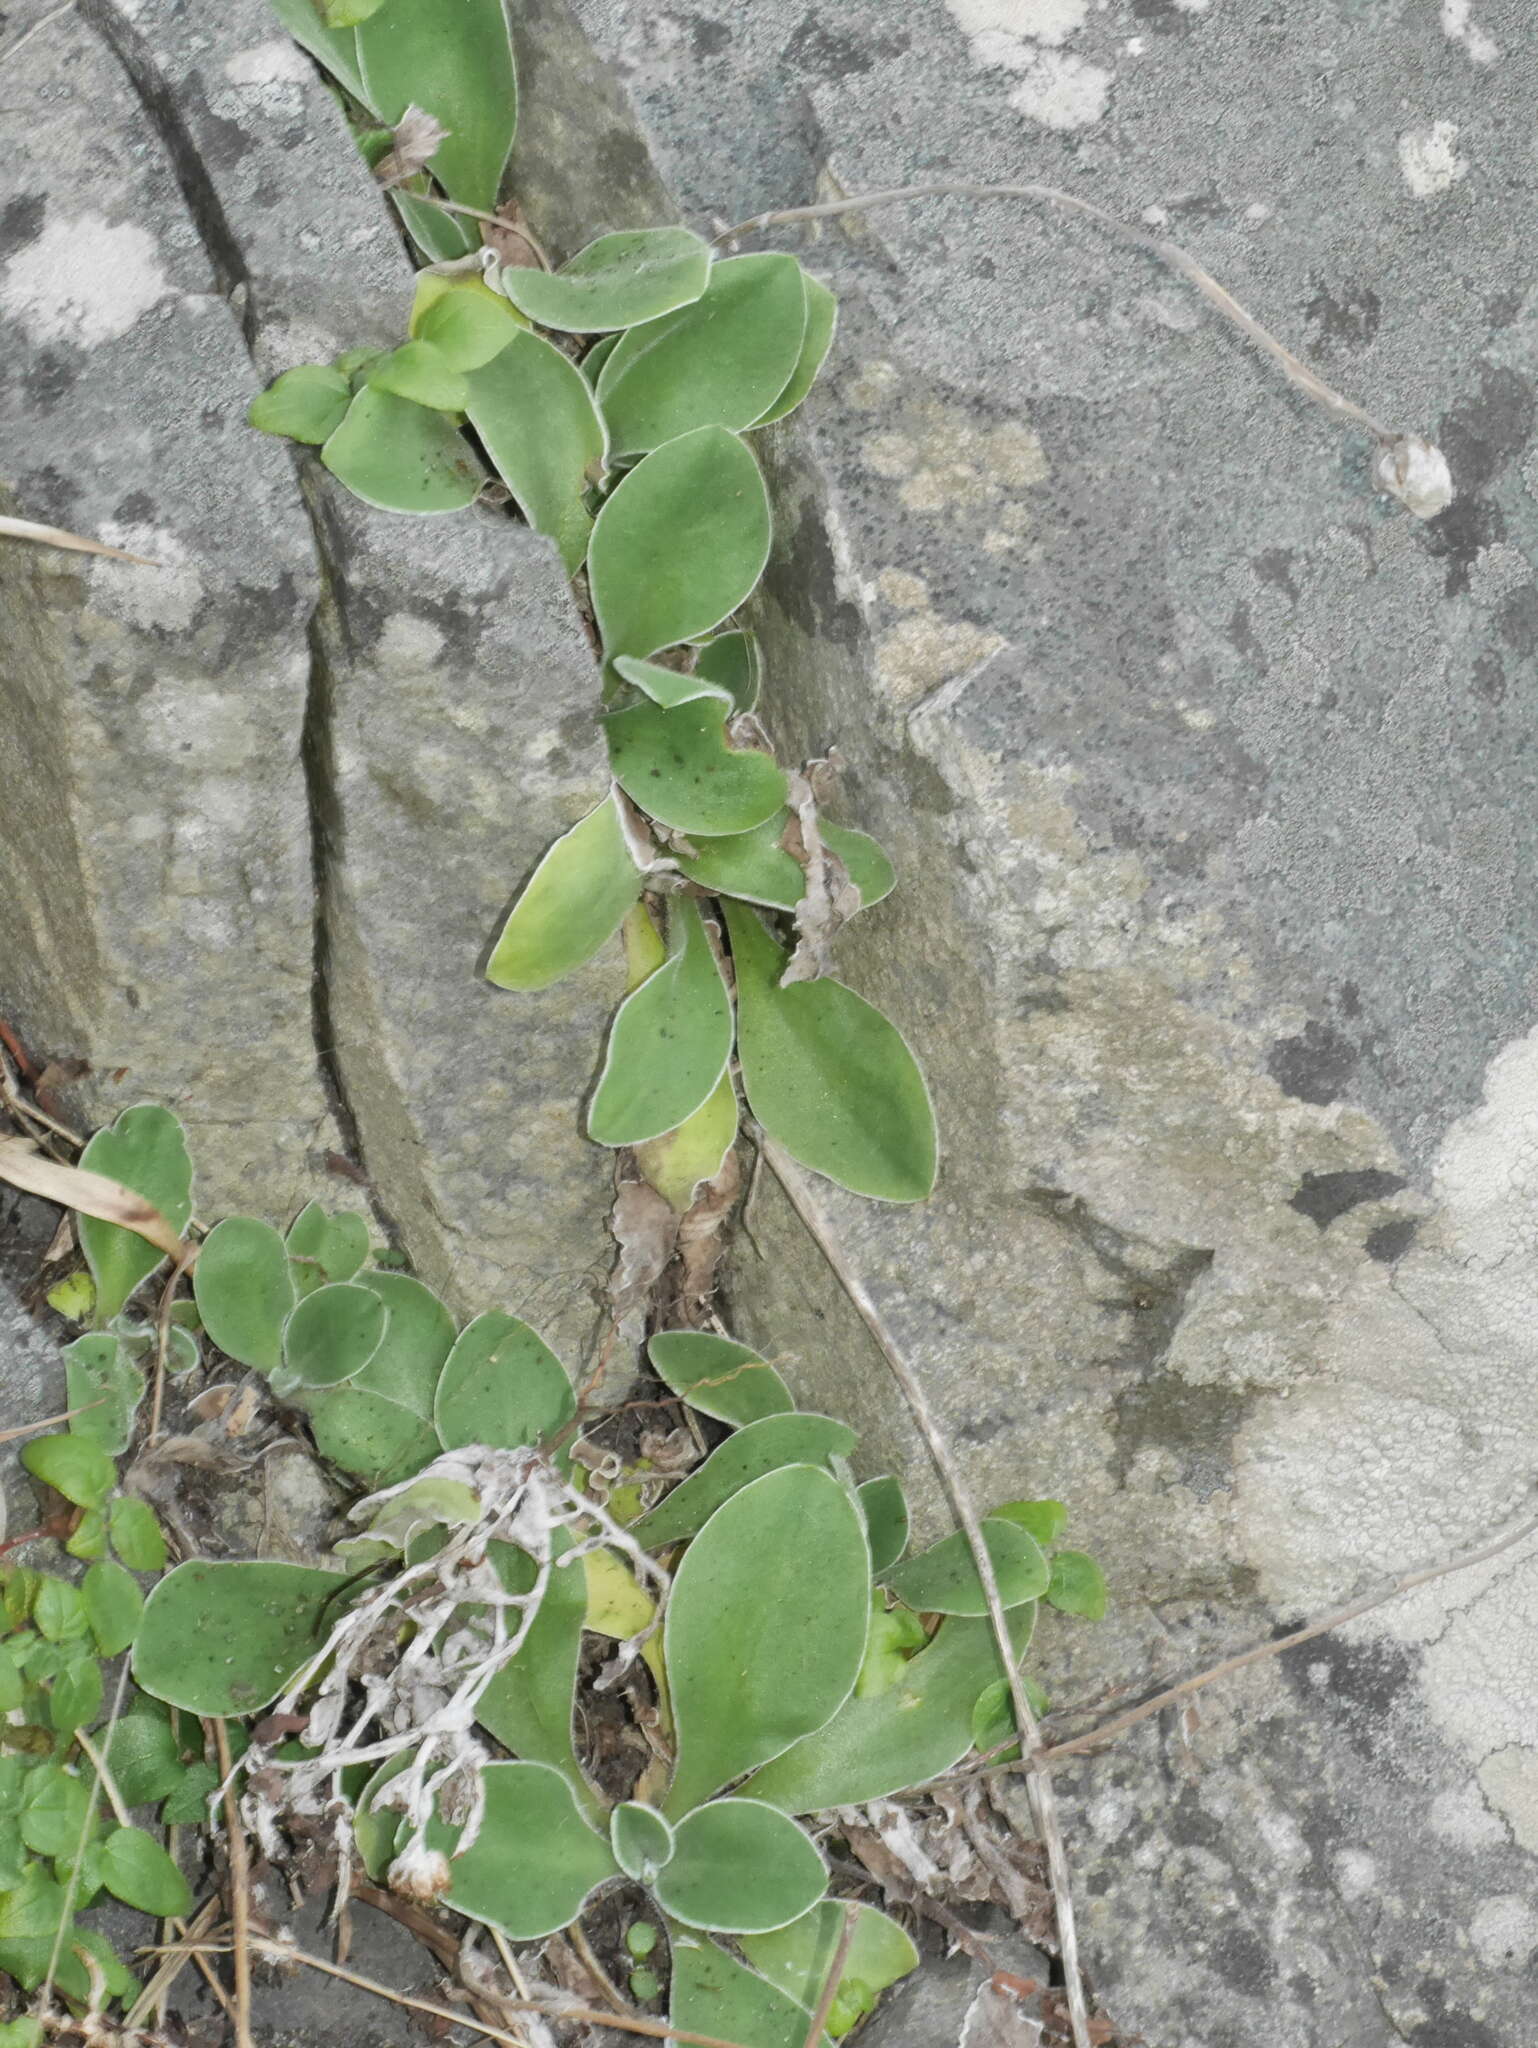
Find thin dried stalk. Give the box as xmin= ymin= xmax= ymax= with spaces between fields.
xmin=0 ymin=511 xmax=158 ymax=564
xmin=762 ymin=1142 xmax=1093 ymax=2048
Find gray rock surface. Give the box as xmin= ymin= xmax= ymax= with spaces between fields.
xmin=4 ymin=2 xmax=1538 ymax=2046
xmin=560 ymin=2 xmax=1538 ymax=2043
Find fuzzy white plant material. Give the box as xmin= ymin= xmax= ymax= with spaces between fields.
xmin=1372 ymin=435 xmax=1455 ymax=519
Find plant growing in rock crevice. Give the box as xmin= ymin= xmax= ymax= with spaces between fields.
xmin=249 ymin=0 xmax=939 ymax=1256
xmin=0 ymin=1102 xmax=1105 ymax=2042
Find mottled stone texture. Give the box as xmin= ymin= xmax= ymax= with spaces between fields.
xmin=4 ymin=1 xmax=1538 ymax=2045
xmin=563 ymin=3 xmax=1538 ymax=2044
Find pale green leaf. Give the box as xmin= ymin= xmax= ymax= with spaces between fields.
xmin=355 ymin=0 xmax=516 ymax=210
xmin=753 ymin=274 xmax=838 ymax=427
xmin=49 ymin=1655 xmax=103 ymax=1735
xmin=99 ymin=1825 xmax=192 ymax=1917
xmin=597 ymin=254 xmax=809 ymax=455
xmin=248 ymin=363 xmax=351 ymax=444
xmin=692 ymin=628 xmax=760 ymax=712
xmin=677 ymin=811 xmax=894 ymax=914
xmin=631 ymin=1413 xmax=855 ymax=1550
xmin=21 ymin=1434 xmax=112 ymax=1510
xmin=83 ymin=1560 xmax=142 ymax=1657
xmin=278 ymin=1281 xmax=388 ymax=1393
xmin=286 ymin=1203 xmax=370 ymax=1290
xmin=463 ymin=327 xmax=607 ymax=575
xmin=485 ymin=793 xmax=641 ymax=991
xmin=883 ymin=1519 xmax=1048 ymax=1618
xmin=103 ymin=1705 xmax=184 ymax=1807
xmin=990 ymin=1498 xmax=1068 ymax=1547
xmin=416 ymin=280 xmax=523 ymax=370
xmin=609 ymin=1801 xmax=673 ymax=1883
xmin=305 ymin=1386 xmax=440 ymax=1488
xmin=724 ymin=901 xmax=937 ymax=1204
xmin=856 ymin=1476 xmax=909 ymax=1577
xmin=108 ymin=1497 xmax=166 ymax=1574
xmin=475 ymin=1540 xmax=588 ymax=1794
xmin=744 ymin=1607 xmax=1036 ymax=1813
xmin=19 ymin=1768 xmax=89 ymax=1857
xmin=393 ymin=188 xmax=479 ymax=264
xmin=193 ymin=1217 xmax=295 ymax=1373
xmin=500 ymin=227 xmax=711 ymax=334
xmin=346 ymin=1272 xmax=455 ymax=1415
xmin=433 ymin=1310 xmax=574 ymax=1451
xmin=77 ymin=1105 xmax=193 ymax=1324
xmin=435 ymin=1760 xmax=616 ymax=1939
xmin=634 ymin=1069 xmax=739 ymax=1215
xmin=604 ymin=694 xmax=788 ymax=836
xmin=321 ymin=385 xmax=483 ymax=514
xmin=669 ymin=1930 xmax=824 ymax=2048
xmin=367 ymin=340 xmax=468 ymax=412
xmin=588 ymin=897 xmax=733 ymax=1147
xmin=588 ymin=426 xmax=771 ymax=661
xmin=740 ymin=1901 xmax=919 ymax=2028
xmin=663 ymin=1464 xmax=870 ymax=1816
xmin=133 ymin=1559 xmax=351 ymax=1716
xmin=1046 ymin=1549 xmax=1108 ymax=1620
xmin=64 ymin=1333 xmax=142 ymax=1455
xmin=656 ymin=1798 xmax=826 ymax=1933
xmin=647 ymin=1329 xmax=793 ymax=1427
xmin=611 ymin=654 xmax=732 ymax=711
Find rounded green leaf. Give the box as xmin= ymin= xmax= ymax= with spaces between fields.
xmin=278 ymin=1281 xmax=388 ymax=1393
xmin=21 ymin=1434 xmax=112 ymax=1511
xmin=588 ymin=427 xmax=771 ymax=662
xmin=656 ymin=1799 xmax=825 ymax=1934
xmin=597 ymin=254 xmax=809 ymax=456
xmin=663 ymin=1464 xmax=870 ymax=1816
xmin=367 ymin=340 xmax=468 ymax=413
xmin=355 ymin=0 xmax=516 ymax=210
xmin=883 ymin=1519 xmax=1048 ymax=1618
xmin=648 ymin=1330 xmax=793 ymax=1427
xmin=1046 ymin=1549 xmax=1108 ymax=1621
xmin=77 ymin=1105 xmax=193 ymax=1324
xmin=434 ymin=1311 xmax=575 ymax=1451
xmin=991 ymin=1498 xmax=1068 ymax=1547
xmin=754 ymin=274 xmax=839 ymax=427
xmin=133 ymin=1559 xmax=352 ymax=1716
xmin=634 ymin=1068 xmax=739 ymax=1215
xmin=604 ymin=694 xmax=788 ymax=836
xmin=692 ymin=629 xmax=761 ymax=713
xmin=677 ymin=811 xmax=894 ymax=914
xmin=610 ymin=1802 xmax=673 ymax=1884
xmin=345 ymin=1272 xmax=455 ymax=1415
xmin=353 ymin=1753 xmax=411 ymax=1881
xmin=99 ymin=1826 xmax=192 ymax=1917
xmin=588 ymin=898 xmax=733 ymax=1147
xmin=286 ymin=1202 xmax=370 ymax=1290
xmin=744 ymin=1607 xmax=1035 ymax=1814
xmin=108 ymin=1497 xmax=166 ymax=1574
xmin=33 ymin=1577 xmax=89 ymax=1642
xmin=740 ymin=1900 xmax=918 ymax=2019
xmin=486 ymin=793 xmax=642 ymax=991
xmin=103 ymin=1705 xmax=184 ymax=1807
xmin=83 ymin=1561 xmax=143 ymax=1657
xmin=321 ymin=385 xmax=483 ymax=514
xmin=463 ymin=327 xmax=607 ymax=575
xmin=724 ymin=901 xmax=937 ymax=1204
xmin=500 ymin=227 xmax=711 ymax=334
xmin=305 ymin=1386 xmax=440 ymax=1488
xmin=193 ymin=1216 xmax=296 ymax=1373
xmin=416 ymin=282 xmax=523 ymax=370
xmin=669 ymin=1927 xmax=824 ymax=2048
xmin=856 ymin=1477 xmax=910 ymax=1578
xmin=435 ymin=1760 xmax=616 ymax=1939
xmin=392 ymin=187 xmax=480 ymax=264
xmin=50 ymin=1655 xmax=103 ymax=1736
xmin=970 ymin=1672 xmax=1049 ymax=1765
xmin=19 ymin=1768 xmax=89 ymax=1858
xmin=632 ymin=1413 xmax=855 ymax=1550
xmin=248 ymin=363 xmax=352 ymax=444
xmin=64 ymin=1333 xmax=142 ymax=1456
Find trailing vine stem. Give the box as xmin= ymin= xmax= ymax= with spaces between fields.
xmin=761 ymin=1139 xmax=1095 ymax=2048
xmin=716 ymin=178 xmax=1453 ymax=515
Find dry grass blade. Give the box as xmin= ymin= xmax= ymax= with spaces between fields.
xmin=801 ymin=1901 xmax=858 ymax=2048
xmin=210 ymin=1717 xmax=254 ymax=2048
xmin=0 ymin=1401 xmax=106 ymax=1444
xmin=0 ymin=512 xmax=159 ymax=565
xmin=0 ymin=1137 xmax=192 ymax=1261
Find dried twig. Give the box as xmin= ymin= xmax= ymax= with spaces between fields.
xmin=762 ymin=1142 xmax=1093 ymax=2048
xmin=125 ymin=1895 xmax=225 ymax=2030
xmin=149 ymin=1243 xmax=199 ymax=1446
xmin=717 ymin=181 xmax=1452 ymax=518
xmin=1023 ymin=1499 xmax=1538 ymax=1772
xmin=0 ymin=511 xmax=159 ymax=564
xmin=0 ymin=1401 xmax=105 ymax=1445
xmin=210 ymin=1717 xmax=255 ymax=2048
xmin=406 ymin=189 xmax=552 ymax=269
xmin=801 ymin=1901 xmax=858 ymax=2048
